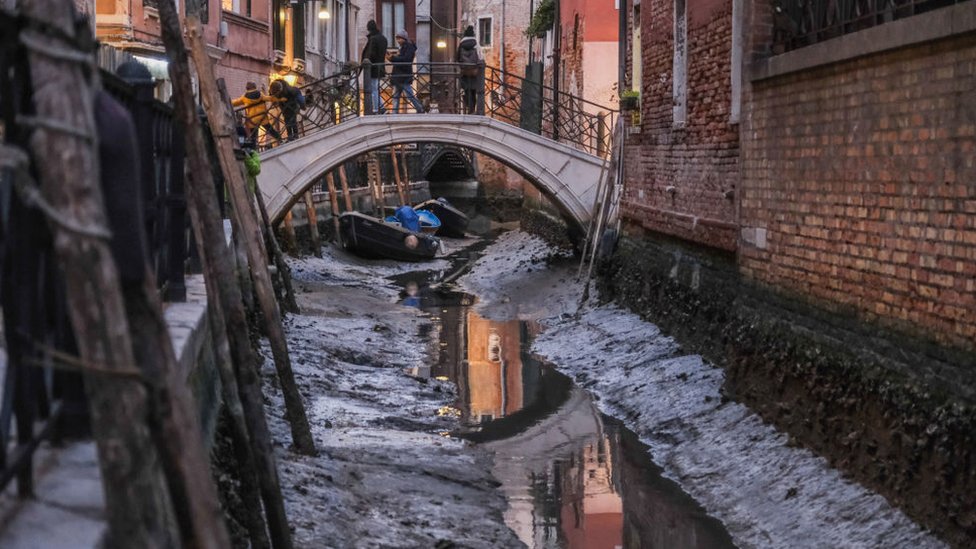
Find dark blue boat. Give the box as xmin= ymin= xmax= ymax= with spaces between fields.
xmin=339 ymin=212 xmax=440 ymax=262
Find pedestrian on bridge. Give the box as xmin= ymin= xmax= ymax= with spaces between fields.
xmin=270 ymin=79 xmax=305 ymax=141
xmin=456 ymin=25 xmax=482 ymax=114
xmin=232 ymin=81 xmax=281 ymax=148
xmin=387 ymin=29 xmax=426 ymax=114
xmin=361 ymin=19 xmax=388 ymax=114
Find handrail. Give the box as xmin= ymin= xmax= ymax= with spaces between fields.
xmin=233 ymin=62 xmax=616 ymax=158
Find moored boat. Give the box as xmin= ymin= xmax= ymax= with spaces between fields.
xmin=339 ymin=211 xmax=440 ymax=261
xmin=415 ymin=198 xmax=468 ymax=238
xmin=385 ymin=209 xmax=442 ymax=235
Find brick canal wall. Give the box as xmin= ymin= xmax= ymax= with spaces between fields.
xmin=599 ymin=229 xmax=976 ymax=546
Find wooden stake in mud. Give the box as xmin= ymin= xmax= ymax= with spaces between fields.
xmin=399 ymin=145 xmax=411 ymax=196
xmin=325 ymin=172 xmax=342 ymax=240
xmin=18 ymin=2 xmax=228 ymax=547
xmin=249 ymin=177 xmax=299 ymax=314
xmin=390 ymin=146 xmax=407 ymax=206
xmin=338 ymin=164 xmax=354 ymax=211
xmin=281 ymin=210 xmax=298 ymax=254
xmin=184 ymin=16 xmax=315 ymax=455
xmin=157 ymin=4 xmax=300 ymax=548
xmin=302 ymin=189 xmax=322 ymax=256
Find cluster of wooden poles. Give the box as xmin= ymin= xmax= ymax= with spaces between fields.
xmin=279 ymin=145 xmax=416 ymax=254
xmin=17 ymin=0 xmax=319 ymax=548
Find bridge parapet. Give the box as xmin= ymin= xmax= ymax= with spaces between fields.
xmin=256 ymin=115 xmax=607 ymax=232
xmin=236 ymin=63 xmax=616 ymax=159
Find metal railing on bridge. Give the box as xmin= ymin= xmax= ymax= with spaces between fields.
xmin=234 ymin=62 xmax=616 ymax=158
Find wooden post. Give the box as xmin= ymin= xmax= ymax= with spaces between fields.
xmin=337 ymin=164 xmax=354 ymax=211
xmin=157 ymin=5 xmax=299 ymax=549
xmin=324 ymin=172 xmax=342 ymax=241
xmin=390 ymin=147 xmax=407 ymax=206
xmin=399 ymin=145 xmax=411 ymax=201
xmin=281 ymin=210 xmax=298 ymax=254
xmin=250 ymin=181 xmax=299 ymax=315
xmin=302 ymin=190 xmax=322 ymax=257
xmin=20 ymin=1 xmax=228 ymax=547
xmin=184 ymin=16 xmax=315 ymax=456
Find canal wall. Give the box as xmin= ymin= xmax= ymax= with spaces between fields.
xmin=596 ymin=227 xmax=976 ymax=547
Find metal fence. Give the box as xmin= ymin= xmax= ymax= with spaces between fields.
xmin=772 ymin=0 xmax=970 ymax=53
xmin=234 ymin=62 xmax=616 ymax=159
xmin=0 ymin=16 xmax=191 ymax=498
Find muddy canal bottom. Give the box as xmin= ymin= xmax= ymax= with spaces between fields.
xmin=392 ymin=272 xmax=735 ymax=549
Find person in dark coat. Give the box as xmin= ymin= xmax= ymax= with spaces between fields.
xmin=361 ymin=19 xmax=388 ymax=114
xmin=269 ymin=79 xmax=303 ymax=141
xmin=387 ymin=29 xmax=426 ymax=113
xmin=455 ymin=25 xmax=482 ymax=114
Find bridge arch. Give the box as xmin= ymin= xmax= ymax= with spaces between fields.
xmin=256 ymin=114 xmax=605 ymax=231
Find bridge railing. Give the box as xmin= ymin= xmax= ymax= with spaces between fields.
xmin=235 ymin=62 xmax=615 ymax=158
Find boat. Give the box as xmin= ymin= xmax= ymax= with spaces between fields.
xmin=415 ymin=198 xmax=469 ymax=238
xmin=384 ymin=209 xmax=441 ymax=235
xmin=339 ymin=211 xmax=440 ymax=261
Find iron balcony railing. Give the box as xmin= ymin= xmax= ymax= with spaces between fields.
xmin=772 ymin=0 xmax=971 ymax=53
xmin=234 ymin=62 xmax=616 ymax=159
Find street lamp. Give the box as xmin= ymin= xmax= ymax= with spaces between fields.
xmin=289 ymin=0 xmax=329 ymax=20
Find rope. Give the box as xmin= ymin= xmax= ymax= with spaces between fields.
xmin=15 ymin=113 xmax=94 ymax=141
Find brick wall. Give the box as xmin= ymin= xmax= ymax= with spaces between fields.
xmin=621 ymin=0 xmax=739 ymax=251
xmin=740 ymin=32 xmax=976 ymax=352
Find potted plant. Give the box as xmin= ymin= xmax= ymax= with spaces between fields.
xmin=620 ymin=89 xmax=640 ymax=111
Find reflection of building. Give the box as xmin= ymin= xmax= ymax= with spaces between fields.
xmin=465 ymin=312 xmax=524 ymax=423
xmin=560 ymin=435 xmax=624 ymax=549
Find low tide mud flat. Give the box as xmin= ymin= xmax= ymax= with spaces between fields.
xmin=258 ymin=243 xmax=523 ymax=548
xmin=257 ymin=231 xmax=945 ymax=548
xmin=457 ymin=231 xmax=946 ymax=549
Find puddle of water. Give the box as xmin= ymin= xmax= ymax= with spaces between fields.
xmin=392 ymin=272 xmax=736 ymax=549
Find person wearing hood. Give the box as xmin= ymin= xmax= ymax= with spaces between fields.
xmin=270 ymin=79 xmax=304 ymax=141
xmin=455 ymin=25 xmax=482 ymax=114
xmin=361 ymin=19 xmax=388 ymax=114
xmin=387 ymin=29 xmax=426 ymax=113
xmin=232 ymin=81 xmax=281 ymax=147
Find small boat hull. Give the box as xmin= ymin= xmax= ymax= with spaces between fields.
xmin=415 ymin=199 xmax=468 ymax=238
xmin=340 ymin=212 xmax=439 ymax=261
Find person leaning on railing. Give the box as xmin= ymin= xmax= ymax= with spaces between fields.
xmin=270 ymin=79 xmax=305 ymax=141
xmin=232 ymin=82 xmax=281 ymax=148
xmin=387 ymin=29 xmax=426 ymax=114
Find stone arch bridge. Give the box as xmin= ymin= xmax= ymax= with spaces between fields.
xmin=257 ymin=114 xmax=607 ymax=231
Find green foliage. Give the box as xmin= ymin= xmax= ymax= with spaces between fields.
xmin=525 ymin=0 xmax=555 ymax=38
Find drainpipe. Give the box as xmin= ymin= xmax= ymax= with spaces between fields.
xmin=618 ymin=0 xmax=626 ymax=93
xmin=500 ymin=0 xmax=506 ymax=75
xmin=551 ymin=0 xmax=560 ymax=141
xmin=527 ymin=0 xmax=534 ymax=63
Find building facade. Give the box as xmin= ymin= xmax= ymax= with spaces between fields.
xmin=615 ymin=1 xmax=976 ymax=544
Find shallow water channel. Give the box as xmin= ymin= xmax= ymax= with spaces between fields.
xmin=390 ymin=257 xmax=736 ymax=549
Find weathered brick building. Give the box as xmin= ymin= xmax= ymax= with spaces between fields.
xmin=741 ymin=5 xmax=976 ymax=354
xmin=620 ymin=0 xmax=740 ymax=251
xmin=612 ymin=0 xmax=976 ymax=544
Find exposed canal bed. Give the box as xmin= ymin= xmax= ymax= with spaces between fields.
xmin=258 ymin=229 xmax=946 ymax=548
xmin=389 ymin=266 xmax=735 ymax=548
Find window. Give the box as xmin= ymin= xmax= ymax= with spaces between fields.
xmin=381 ymin=1 xmax=405 ymax=45
xmin=478 ymin=17 xmax=492 ymax=47
xmin=672 ymin=0 xmax=687 ymax=126
xmin=573 ymin=13 xmax=579 ymax=50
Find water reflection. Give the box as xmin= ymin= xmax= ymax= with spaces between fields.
xmin=398 ymin=281 xmax=734 ymax=549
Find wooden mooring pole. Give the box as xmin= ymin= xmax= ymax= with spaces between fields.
xmin=325 ymin=172 xmax=342 ymax=241
xmin=338 ymin=164 xmax=354 ymax=211
xmin=303 ymin=189 xmax=322 ymax=256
